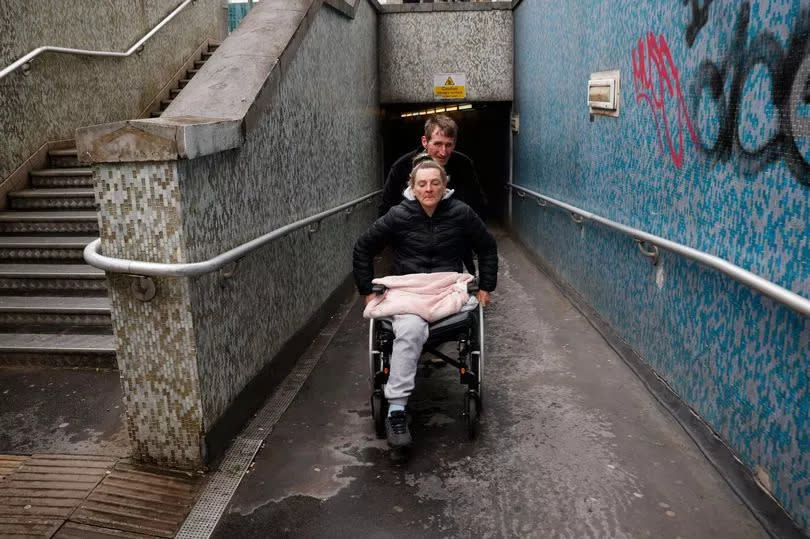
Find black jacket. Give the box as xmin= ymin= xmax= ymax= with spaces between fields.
xmin=354 ymin=196 xmax=498 ymax=295
xmin=379 ymin=149 xmax=487 ymax=218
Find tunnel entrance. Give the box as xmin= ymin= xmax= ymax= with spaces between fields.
xmin=381 ymin=102 xmax=512 ymax=224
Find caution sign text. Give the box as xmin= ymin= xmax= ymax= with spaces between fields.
xmin=433 ymin=73 xmax=466 ymax=100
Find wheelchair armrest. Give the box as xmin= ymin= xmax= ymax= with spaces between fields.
xmin=371 ymin=284 xmax=387 ymax=294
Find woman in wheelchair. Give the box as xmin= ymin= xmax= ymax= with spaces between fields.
xmin=353 ymin=157 xmax=498 ymax=448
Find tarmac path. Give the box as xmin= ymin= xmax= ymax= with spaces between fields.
xmin=212 ymin=230 xmax=766 ymax=539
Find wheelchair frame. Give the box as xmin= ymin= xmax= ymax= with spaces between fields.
xmin=368 ymin=304 xmax=485 ymax=440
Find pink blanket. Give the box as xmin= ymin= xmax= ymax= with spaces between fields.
xmin=363 ymin=272 xmax=475 ymax=322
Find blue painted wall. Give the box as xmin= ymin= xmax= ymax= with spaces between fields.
xmin=513 ymin=0 xmax=809 ymax=531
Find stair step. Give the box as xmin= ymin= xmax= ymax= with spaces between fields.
xmin=0 ymin=211 xmax=98 ymax=233
xmin=150 ymin=112 xmax=162 ymax=118
xmin=0 ymin=295 xmax=111 ymax=328
xmin=170 ymin=88 xmax=181 ymax=97
xmin=0 ymin=333 xmax=115 ymax=368
xmin=187 ymin=68 xmax=200 ymax=75
xmin=9 ymin=188 xmax=96 ymax=210
xmin=161 ymin=99 xmax=173 ymax=108
xmin=193 ymin=60 xmax=205 ymax=68
xmin=0 ymin=263 xmax=104 ymax=279
xmin=208 ymin=42 xmax=220 ymax=51
xmin=30 ymin=168 xmax=92 ymax=177
xmin=0 ymin=236 xmax=95 ymax=262
xmin=0 ymin=333 xmax=114 ymax=353
xmin=30 ymin=167 xmax=93 ymax=188
xmin=0 ymin=263 xmax=106 ymax=294
xmin=10 ymin=188 xmax=94 ymax=198
xmin=48 ymin=148 xmax=78 ymax=157
xmin=0 ymin=295 xmax=110 ymax=314
xmin=48 ymin=148 xmax=80 ymax=168
xmin=178 ymin=79 xmax=191 ymax=88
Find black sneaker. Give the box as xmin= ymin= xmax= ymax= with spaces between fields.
xmin=385 ymin=410 xmax=412 ymax=448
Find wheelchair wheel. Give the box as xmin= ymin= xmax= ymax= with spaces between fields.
xmin=464 ymin=390 xmax=480 ymax=440
xmin=371 ymin=390 xmax=387 ymax=438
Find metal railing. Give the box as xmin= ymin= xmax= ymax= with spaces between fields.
xmin=509 ymin=183 xmax=810 ymax=317
xmin=0 ymin=0 xmax=196 ymax=81
xmin=84 ymin=191 xmax=381 ymax=278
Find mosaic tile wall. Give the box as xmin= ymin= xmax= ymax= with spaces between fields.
xmin=0 ymin=0 xmax=223 ymax=181
xmin=512 ymin=0 xmax=809 ymax=531
xmin=176 ymin=0 xmax=379 ymax=428
xmin=378 ymin=8 xmax=512 ymax=103
xmin=95 ymin=163 xmax=204 ymax=469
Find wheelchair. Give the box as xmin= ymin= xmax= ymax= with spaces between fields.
xmin=367 ymin=282 xmax=485 ymax=440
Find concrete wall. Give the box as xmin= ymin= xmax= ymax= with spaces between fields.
xmin=0 ymin=0 xmax=223 ymax=183
xmin=512 ymin=0 xmax=809 ymax=532
xmin=378 ymin=2 xmax=513 ymax=103
xmin=78 ymin=0 xmax=379 ymax=469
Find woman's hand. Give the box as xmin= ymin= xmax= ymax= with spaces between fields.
xmin=364 ymin=293 xmax=377 ymax=305
xmin=476 ymin=290 xmax=491 ymax=308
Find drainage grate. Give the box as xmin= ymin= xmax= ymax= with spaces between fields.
xmin=176 ymin=294 xmax=358 ymax=539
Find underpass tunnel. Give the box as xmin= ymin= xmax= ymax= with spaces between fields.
xmin=381 ymin=102 xmax=513 ymax=224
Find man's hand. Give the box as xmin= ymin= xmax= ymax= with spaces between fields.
xmin=364 ymin=293 xmax=377 ymax=306
xmin=476 ymin=290 xmax=491 ymax=308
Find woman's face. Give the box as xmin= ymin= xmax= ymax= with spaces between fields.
xmin=412 ymin=168 xmax=446 ymax=213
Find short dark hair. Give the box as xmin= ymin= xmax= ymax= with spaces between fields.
xmin=424 ymin=114 xmax=457 ymax=140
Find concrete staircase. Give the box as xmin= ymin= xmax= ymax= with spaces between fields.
xmin=0 ymin=151 xmax=114 ymax=368
xmin=0 ymin=43 xmax=219 ymax=368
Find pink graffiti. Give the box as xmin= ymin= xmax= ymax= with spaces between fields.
xmin=631 ymin=32 xmax=699 ymax=169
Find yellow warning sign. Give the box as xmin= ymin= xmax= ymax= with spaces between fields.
xmin=433 ymin=73 xmax=466 ymax=100
xmin=434 ymin=85 xmax=466 ymax=99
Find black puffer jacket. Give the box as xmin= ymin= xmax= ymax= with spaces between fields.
xmin=354 ymin=196 xmax=498 ymax=295
xmin=379 ymin=149 xmax=487 ymax=219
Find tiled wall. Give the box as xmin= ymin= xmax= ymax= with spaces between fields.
xmin=177 ymin=0 xmax=379 ymax=429
xmin=378 ymin=8 xmax=512 ymax=103
xmin=512 ymin=1 xmax=809 ymax=531
xmin=0 ymin=0 xmax=222 ymax=181
xmin=95 ymin=163 xmax=204 ymax=468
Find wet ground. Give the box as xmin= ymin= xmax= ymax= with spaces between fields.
xmin=0 ymin=366 xmax=128 ymax=457
xmin=213 ymin=230 xmax=766 ymax=538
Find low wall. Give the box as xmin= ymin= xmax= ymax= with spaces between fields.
xmin=512 ymin=0 xmax=809 ymax=532
xmin=78 ymin=0 xmax=380 ymax=469
xmin=0 ymin=0 xmax=223 ymax=184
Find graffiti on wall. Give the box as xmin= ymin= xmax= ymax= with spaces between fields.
xmin=682 ymin=0 xmax=713 ymax=47
xmin=688 ymin=1 xmax=810 ymax=185
xmin=631 ymin=33 xmax=699 ymax=169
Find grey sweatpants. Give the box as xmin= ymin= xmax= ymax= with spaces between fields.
xmin=384 ymin=314 xmax=430 ymax=407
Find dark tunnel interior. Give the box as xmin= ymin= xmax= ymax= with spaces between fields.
xmin=381 ymin=101 xmax=512 ymax=224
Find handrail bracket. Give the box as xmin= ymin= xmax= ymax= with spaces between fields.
xmin=634 ymin=239 xmax=660 ymax=266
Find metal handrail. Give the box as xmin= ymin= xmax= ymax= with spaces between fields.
xmin=509 ymin=183 xmax=810 ymax=317
xmin=0 ymin=0 xmax=196 ymax=81
xmin=84 ymin=190 xmax=382 ymax=277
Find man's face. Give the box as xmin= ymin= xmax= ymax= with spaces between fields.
xmin=421 ymin=129 xmax=456 ymax=166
